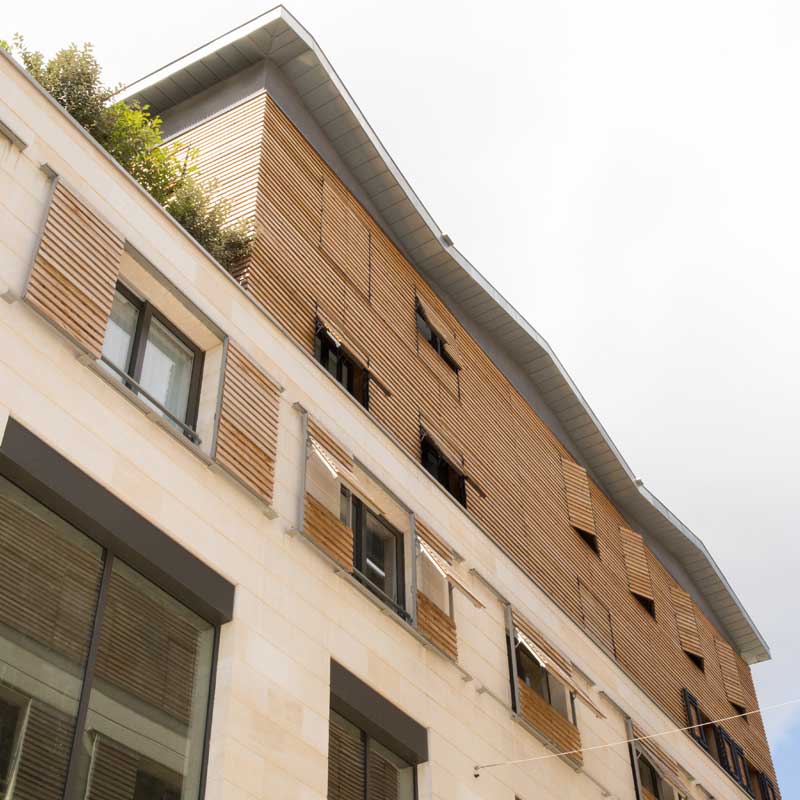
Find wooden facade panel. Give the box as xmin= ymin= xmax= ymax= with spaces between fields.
xmin=714 ymin=637 xmax=747 ymax=709
xmin=619 ymin=526 xmax=655 ymax=601
xmin=190 ymin=93 xmax=776 ymax=780
xmin=414 ymin=517 xmax=454 ymax=563
xmin=578 ymin=580 xmax=615 ymax=656
xmin=512 ymin=610 xmax=573 ymax=677
xmin=416 ymin=590 xmax=458 ymax=661
xmin=308 ymin=417 xmax=354 ymax=471
xmin=322 ymin=179 xmax=370 ymax=297
xmin=304 ymin=492 xmax=354 ymax=571
xmin=26 ymin=181 xmax=123 ymax=358
xmin=670 ymin=586 xmax=703 ymax=659
xmin=517 ymin=678 xmax=582 ymax=766
xmin=215 ymin=342 xmax=281 ymax=504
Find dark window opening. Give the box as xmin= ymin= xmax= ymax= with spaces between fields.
xmin=638 ymin=753 xmax=662 ymax=800
xmin=635 ymin=594 xmax=656 ymax=618
xmin=576 ymin=528 xmax=600 ymax=555
xmin=732 ymin=702 xmax=747 ymax=717
xmin=687 ymin=652 xmax=705 ymax=672
xmin=315 ymin=324 xmax=370 ymax=409
xmin=759 ymin=773 xmax=778 ymax=800
xmin=516 ymin=643 xmax=550 ymax=703
xmin=683 ymin=689 xmax=708 ymax=748
xmin=415 ymin=301 xmax=459 ymax=373
xmin=420 ymin=432 xmax=466 ymax=507
xmin=0 ymin=694 xmax=23 ymax=794
xmin=341 ymin=488 xmax=407 ymax=620
xmin=102 ymin=283 xmax=204 ymax=438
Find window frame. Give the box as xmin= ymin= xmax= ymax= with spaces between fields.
xmin=683 ymin=689 xmax=708 ymax=749
xmin=342 ymin=488 xmax=408 ymax=621
xmin=415 ymin=300 xmax=460 ymax=373
xmin=105 ymin=282 xmax=205 ymax=433
xmin=759 ymin=773 xmax=778 ymax=800
xmin=314 ymin=322 xmax=370 ymax=409
xmin=419 ymin=430 xmax=467 ymax=507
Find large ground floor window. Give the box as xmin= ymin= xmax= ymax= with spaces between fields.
xmin=0 ymin=475 xmax=215 ymax=800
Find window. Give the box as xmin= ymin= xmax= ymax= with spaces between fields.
xmin=514 ymin=636 xmax=572 ymax=723
xmin=416 ymin=300 xmax=459 ymax=372
xmin=758 ymin=773 xmax=778 ymax=800
xmin=638 ymin=752 xmax=662 ymax=799
xmin=315 ymin=322 xmax=370 ymax=408
xmin=683 ymin=689 xmax=708 ymax=748
xmin=0 ymin=475 xmax=217 ymax=799
xmin=328 ymin=711 xmax=416 ymax=800
xmin=420 ymin=431 xmax=466 ymax=506
xmin=715 ymin=726 xmax=741 ymax=782
xmin=102 ymin=284 xmax=204 ymax=438
xmin=341 ymin=487 xmax=407 ymax=619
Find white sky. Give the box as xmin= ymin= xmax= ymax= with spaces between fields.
xmin=8 ymin=0 xmax=799 ymax=782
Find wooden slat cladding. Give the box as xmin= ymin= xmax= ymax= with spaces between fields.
xmin=328 ymin=713 xmax=366 ymax=800
xmin=560 ymin=458 xmax=596 ymax=535
xmin=416 ymin=590 xmax=458 ymax=660
xmin=517 ymin=678 xmax=582 ymax=767
xmin=322 ymin=180 xmax=370 ymax=297
xmin=14 ymin=701 xmax=74 ymax=800
xmin=188 ymin=94 xmax=777 ymax=781
xmin=85 ymin=736 xmax=139 ymax=800
xmin=308 ymin=417 xmax=354 ymax=471
xmin=215 ymin=342 xmax=281 ymax=505
xmin=26 ymin=180 xmax=123 ymax=358
xmin=305 ymin=492 xmax=354 ymax=571
xmin=512 ymin=610 xmax=573 ymax=677
xmin=414 ymin=517 xmax=454 ymax=563
xmin=578 ymin=581 xmax=616 ymax=656
xmin=670 ymin=586 xmax=704 ymax=659
xmin=632 ymin=723 xmax=686 ymax=793
xmin=714 ymin=638 xmax=747 ymax=709
xmin=619 ymin=527 xmax=655 ymax=601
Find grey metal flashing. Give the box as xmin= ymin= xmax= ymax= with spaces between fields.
xmin=115 ymin=8 xmax=768 ymax=663
xmin=0 ymin=113 xmax=29 ymax=150
xmin=330 ymin=660 xmax=428 ymax=765
xmin=0 ymin=417 xmax=235 ymax=624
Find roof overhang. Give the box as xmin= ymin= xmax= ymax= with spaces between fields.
xmin=120 ymin=7 xmax=770 ymax=663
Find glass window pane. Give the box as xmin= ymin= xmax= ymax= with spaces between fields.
xmin=103 ymin=290 xmax=139 ymax=378
xmin=364 ymin=513 xmax=397 ymax=601
xmin=0 ymin=476 xmax=104 ymax=799
xmin=140 ymin=318 xmax=195 ymax=424
xmin=368 ymin=738 xmax=414 ymax=800
xmin=69 ymin=560 xmax=214 ymax=800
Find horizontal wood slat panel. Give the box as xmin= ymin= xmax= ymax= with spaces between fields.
xmin=328 ymin=712 xmax=366 ymax=800
xmin=189 ymin=93 xmax=776 ymax=781
xmin=322 ymin=179 xmax=370 ymax=297
xmin=517 ymin=678 xmax=582 ymax=766
xmin=632 ymin=723 xmax=686 ymax=793
xmin=670 ymin=586 xmax=703 ymax=659
xmin=305 ymin=492 xmax=354 ymax=571
xmin=215 ymin=342 xmax=281 ymax=504
xmin=714 ymin=638 xmax=747 ymax=708
xmin=85 ymin=736 xmax=139 ymax=800
xmin=308 ymin=417 xmax=354 ymax=471
xmin=619 ymin=527 xmax=655 ymax=601
xmin=416 ymin=590 xmax=457 ymax=660
xmin=414 ymin=517 xmax=454 ymax=563
xmin=560 ymin=458 xmax=596 ymax=535
xmin=26 ymin=181 xmax=123 ymax=358
xmin=578 ymin=581 xmax=616 ymax=656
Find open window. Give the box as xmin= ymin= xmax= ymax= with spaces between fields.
xmin=419 ymin=421 xmax=486 ymax=508
xmin=632 ymin=722 xmax=693 ymax=800
xmin=315 ymin=320 xmax=370 ymax=408
xmin=415 ymin=297 xmax=460 ymax=373
xmin=637 ymin=751 xmax=686 ymax=800
xmin=560 ymin=457 xmax=600 ymax=555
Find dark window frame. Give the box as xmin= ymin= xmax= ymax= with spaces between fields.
xmin=714 ymin=725 xmax=741 ymax=782
xmin=683 ymin=689 xmax=708 ymax=749
xmin=759 ymin=773 xmax=778 ymax=800
xmin=314 ymin=322 xmax=370 ymax=409
xmin=108 ymin=282 xmax=205 ymax=431
xmin=512 ymin=634 xmax=576 ymax=726
xmin=420 ymin=430 xmax=467 ymax=507
xmin=415 ymin=301 xmax=460 ymax=373
xmin=342 ymin=488 xmax=408 ymax=621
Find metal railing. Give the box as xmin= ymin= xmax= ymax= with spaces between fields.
xmin=99 ymin=357 xmax=202 ymax=445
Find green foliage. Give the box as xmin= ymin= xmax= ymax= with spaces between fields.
xmin=2 ymin=35 xmax=251 ymax=271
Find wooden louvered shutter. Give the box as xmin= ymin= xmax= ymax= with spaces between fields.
xmin=214 ymin=342 xmax=281 ymax=505
xmin=714 ymin=638 xmax=747 ymax=709
xmin=578 ymin=581 xmax=615 ymax=655
xmin=321 ymin=179 xmax=369 ymax=296
xmin=414 ymin=518 xmax=454 ymax=563
xmin=85 ymin=735 xmax=139 ymax=800
xmin=416 ymin=590 xmax=458 ymax=661
xmin=619 ymin=527 xmax=654 ymax=600
xmin=309 ymin=418 xmax=354 ymax=471
xmin=13 ymin=701 xmax=74 ymax=800
xmin=670 ymin=586 xmax=703 ymax=659
xmin=328 ymin=713 xmax=366 ymax=800
xmin=26 ymin=180 xmax=124 ymax=358
xmin=368 ymin=747 xmax=400 ymax=800
xmin=560 ymin=458 xmax=596 ymax=535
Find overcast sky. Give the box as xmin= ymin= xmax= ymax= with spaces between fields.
xmin=8 ymin=0 xmax=798 ymax=792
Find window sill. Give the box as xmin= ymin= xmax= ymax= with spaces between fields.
xmin=81 ymin=354 xmax=278 ymax=520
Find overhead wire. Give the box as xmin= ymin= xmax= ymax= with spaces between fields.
xmin=473 ymin=696 xmax=799 ymax=775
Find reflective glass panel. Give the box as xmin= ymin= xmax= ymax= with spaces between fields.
xmin=364 ymin=512 xmax=397 ymax=601
xmin=102 ymin=290 xmax=139 ymax=379
xmin=0 ymin=477 xmax=104 ymax=799
xmin=140 ymin=318 xmax=195 ymax=423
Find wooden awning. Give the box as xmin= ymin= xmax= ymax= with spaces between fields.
xmin=418 ymin=537 xmax=484 ymax=608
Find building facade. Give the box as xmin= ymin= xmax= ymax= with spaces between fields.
xmin=0 ymin=8 xmax=780 ymax=800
